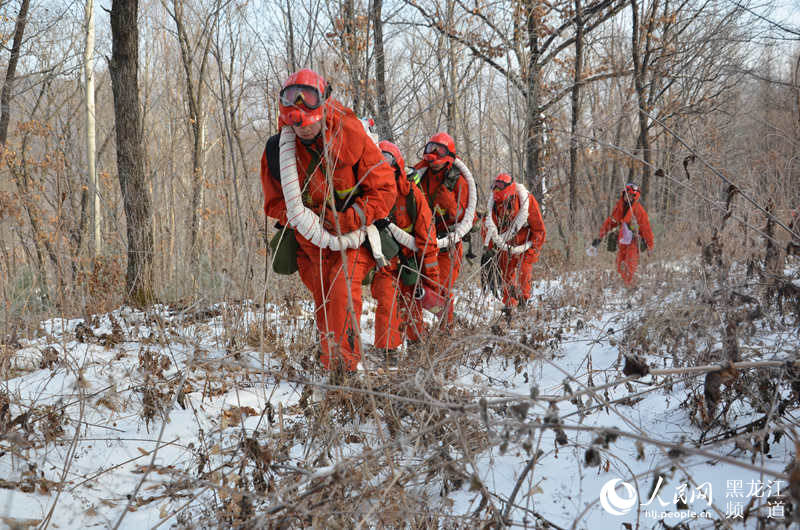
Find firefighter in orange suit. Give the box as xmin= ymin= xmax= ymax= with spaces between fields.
xmin=370 ymin=141 xmax=440 ymax=357
xmin=259 ymin=69 xmax=396 ymax=372
xmin=592 ymin=183 xmax=654 ymax=287
xmin=413 ymin=132 xmax=468 ymax=326
xmin=483 ymin=173 xmax=546 ymax=307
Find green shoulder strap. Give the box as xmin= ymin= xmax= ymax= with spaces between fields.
xmin=406 ymin=184 xmax=418 ymax=225
xmin=265 ymin=134 xmax=321 ymax=183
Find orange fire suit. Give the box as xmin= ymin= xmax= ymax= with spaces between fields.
xmin=598 ymin=197 xmax=654 ymax=287
xmin=371 ymin=172 xmax=439 ymax=350
xmin=260 ymin=99 xmax=396 ymax=371
xmin=484 ymin=191 xmax=546 ymax=306
xmin=413 ymin=160 xmax=470 ymax=325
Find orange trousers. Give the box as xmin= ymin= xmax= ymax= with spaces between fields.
xmin=437 ymin=241 xmax=462 ymax=325
xmin=371 ymin=267 xmax=426 ymax=349
xmin=616 ymin=242 xmax=640 ymax=287
xmin=498 ymin=249 xmax=537 ymax=306
xmin=296 ymin=242 xmax=374 ymax=371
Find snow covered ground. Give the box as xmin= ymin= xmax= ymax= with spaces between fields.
xmin=0 ymin=259 xmax=797 ymax=528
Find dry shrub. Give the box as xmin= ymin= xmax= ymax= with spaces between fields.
xmin=38 ymin=404 xmax=66 ymax=442
xmin=137 ymin=348 xmax=175 ymax=430
xmin=77 ymin=255 xmax=125 ymax=316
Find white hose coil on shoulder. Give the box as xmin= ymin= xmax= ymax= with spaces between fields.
xmin=278 ymin=126 xmax=366 ymax=250
xmin=483 ymin=182 xmax=533 ymax=255
xmin=387 ymin=158 xmax=477 ymax=251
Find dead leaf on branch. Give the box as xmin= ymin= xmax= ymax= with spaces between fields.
xmin=622 ymin=354 xmax=650 ymax=377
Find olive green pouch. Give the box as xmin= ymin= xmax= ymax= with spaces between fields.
xmin=269 ymin=226 xmax=299 ymax=275
xmin=379 ymin=227 xmax=401 ymax=262
xmin=606 ymin=229 xmax=618 ymax=252
xmin=366 ymin=224 xmax=401 ymax=264
xmin=399 ymin=255 xmax=420 ymax=287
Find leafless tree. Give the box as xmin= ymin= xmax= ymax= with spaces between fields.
xmin=372 ymin=0 xmax=394 ymax=141
xmin=165 ymin=0 xmax=217 ymax=266
xmin=110 ymin=0 xmax=154 ymax=304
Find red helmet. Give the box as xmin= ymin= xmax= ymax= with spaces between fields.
xmin=623 ymin=182 xmax=640 ymax=202
xmin=278 ymin=69 xmax=330 ymax=127
xmin=378 ymin=140 xmax=405 ymax=175
xmin=492 ymin=173 xmax=515 ymax=203
xmin=423 ymin=132 xmax=456 ymax=166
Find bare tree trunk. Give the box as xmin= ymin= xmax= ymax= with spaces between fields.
xmin=342 ymin=0 xmax=363 ymax=114
xmin=0 ymin=0 xmax=30 ymax=145
xmin=568 ymin=0 xmax=584 ymax=230
xmin=212 ymin=26 xmax=245 ymax=247
xmin=371 ymin=0 xmax=393 ymax=142
xmin=169 ymin=0 xmax=213 ymax=267
xmin=110 ymin=0 xmax=154 ymax=305
xmin=85 ymin=0 xmax=100 ymax=256
xmin=524 ymin=0 xmax=543 ymax=202
xmin=445 ymin=0 xmax=457 ymax=133
xmin=286 ymin=0 xmax=296 ymax=72
xmin=631 ymin=0 xmax=655 ymax=199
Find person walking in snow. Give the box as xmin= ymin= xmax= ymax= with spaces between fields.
xmin=412 ymin=132 xmax=470 ymax=327
xmin=482 ymin=173 xmax=546 ymax=308
xmin=591 ymin=183 xmax=654 ymax=287
xmin=370 ymin=141 xmax=440 ymax=363
xmin=259 ymin=69 xmax=396 ymax=374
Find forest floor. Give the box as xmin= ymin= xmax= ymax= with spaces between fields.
xmin=0 ymin=254 xmax=798 ymax=529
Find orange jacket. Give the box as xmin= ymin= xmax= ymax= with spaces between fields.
xmin=413 ymin=160 xmax=469 ymax=237
xmin=599 ymin=197 xmax=654 ymax=249
xmin=391 ymin=168 xmax=439 ymax=287
xmin=260 ymin=99 xmax=396 ymax=237
xmin=484 ymin=190 xmax=546 ymax=252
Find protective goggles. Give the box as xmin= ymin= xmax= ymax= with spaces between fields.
xmin=493 ymin=179 xmax=513 ymax=191
xmin=423 ymin=142 xmax=452 ymax=158
xmin=279 ymin=84 xmax=324 ymax=110
xmin=381 ymin=150 xmax=398 ymax=168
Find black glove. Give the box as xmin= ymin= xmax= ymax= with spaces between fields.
xmin=591 ymin=238 xmax=601 ymax=248
xmin=374 ymin=217 xmax=391 ymax=230
xmin=639 ymin=237 xmax=648 ymax=252
xmin=465 ymin=238 xmax=477 ymax=260
xmin=480 ymin=247 xmax=496 ymax=266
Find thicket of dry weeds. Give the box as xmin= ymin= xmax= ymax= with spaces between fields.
xmin=0 ymin=209 xmax=798 ymax=528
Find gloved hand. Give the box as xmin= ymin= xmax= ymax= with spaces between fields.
xmin=639 ymin=237 xmax=648 ymax=252
xmin=591 ymin=238 xmax=602 ymax=248
xmin=465 ymin=241 xmax=477 ymax=261
xmin=481 ymin=247 xmax=496 ymax=266
xmin=373 ymin=217 xmax=391 ymax=230
xmin=323 ymin=206 xmax=363 ymax=233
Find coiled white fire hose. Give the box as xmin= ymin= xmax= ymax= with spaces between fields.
xmin=278 ymin=126 xmax=389 ymax=267
xmin=483 ymin=182 xmax=533 ymax=255
xmin=279 ymin=124 xmax=475 ymax=262
xmin=387 ymin=158 xmax=477 ymax=251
